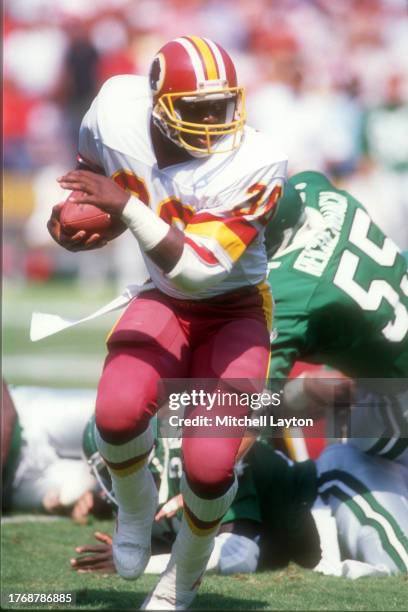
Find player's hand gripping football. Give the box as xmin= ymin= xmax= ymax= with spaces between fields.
xmin=47 ymin=202 xmax=108 ymax=252
xmin=57 ymin=170 xmax=130 ymax=215
xmin=48 ymin=170 xmax=130 ymax=251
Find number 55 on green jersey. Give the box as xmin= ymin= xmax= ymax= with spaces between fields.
xmin=266 ymin=171 xmax=408 ymax=379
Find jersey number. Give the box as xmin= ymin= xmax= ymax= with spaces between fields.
xmin=112 ymin=170 xmax=195 ymax=228
xmin=333 ymin=208 xmax=408 ymax=342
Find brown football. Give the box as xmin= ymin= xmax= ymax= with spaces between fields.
xmin=60 ymin=193 xmax=127 ymax=241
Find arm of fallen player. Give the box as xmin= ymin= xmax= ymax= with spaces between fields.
xmin=71 ymin=556 xmax=115 ymax=574
xmin=75 ymin=531 xmax=112 ymax=552
xmin=71 ymin=532 xmax=115 ymax=573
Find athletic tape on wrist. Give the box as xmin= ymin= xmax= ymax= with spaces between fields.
xmin=121 ymin=196 xmax=169 ymax=251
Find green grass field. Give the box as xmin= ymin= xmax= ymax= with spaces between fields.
xmin=2 ymin=519 xmax=407 ymax=611
xmin=2 ymin=280 xmax=408 ymax=611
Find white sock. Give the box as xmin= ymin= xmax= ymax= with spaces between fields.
xmin=112 ymin=464 xmax=156 ymax=515
xmin=168 ymin=476 xmax=238 ymax=588
xmin=95 ymin=425 xmax=156 ymax=516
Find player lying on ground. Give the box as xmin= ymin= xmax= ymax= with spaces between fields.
xmin=73 ymin=419 xmax=408 ymax=577
xmin=264 ymin=171 xmax=407 ymax=465
xmin=47 ymin=35 xmax=288 ymax=610
xmin=1 ymin=382 xmax=105 ymax=520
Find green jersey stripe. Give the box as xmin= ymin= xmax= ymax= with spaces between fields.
xmin=381 ymin=438 xmax=408 ymax=461
xmin=365 ymin=437 xmax=391 ymax=456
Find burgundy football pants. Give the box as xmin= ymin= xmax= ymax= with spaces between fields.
xmin=95 ymin=287 xmax=271 ymax=498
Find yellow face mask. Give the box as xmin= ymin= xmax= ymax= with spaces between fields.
xmin=152 ymin=86 xmax=247 ymax=156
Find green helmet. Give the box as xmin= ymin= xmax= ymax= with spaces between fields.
xmin=264 ymin=179 xmax=304 ymax=257
xmin=82 ymin=415 xmax=116 ymax=506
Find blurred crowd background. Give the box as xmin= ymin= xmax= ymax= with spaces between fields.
xmin=4 ymin=0 xmax=408 ymax=288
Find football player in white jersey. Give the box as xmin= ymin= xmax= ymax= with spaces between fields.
xmin=47 ymin=36 xmax=287 ymax=609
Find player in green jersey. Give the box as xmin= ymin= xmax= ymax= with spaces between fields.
xmin=262 ymin=173 xmax=408 ymax=574
xmin=80 ymin=416 xmax=264 ymax=574
xmin=265 ymin=171 xmax=408 ymax=463
xmin=266 ymin=171 xmax=408 ymax=380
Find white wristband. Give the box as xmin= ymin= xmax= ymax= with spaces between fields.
xmin=121 ymin=195 xmax=169 ymax=251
